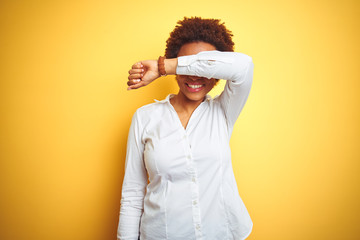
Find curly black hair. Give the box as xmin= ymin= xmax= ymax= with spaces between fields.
xmin=165 ymin=17 xmax=234 ymax=58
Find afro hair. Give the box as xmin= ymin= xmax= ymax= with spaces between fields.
xmin=165 ymin=17 xmax=235 ymax=58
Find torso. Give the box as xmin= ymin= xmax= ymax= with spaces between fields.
xmin=137 ymin=95 xmax=253 ymax=239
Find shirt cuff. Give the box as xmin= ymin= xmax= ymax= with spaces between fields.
xmin=177 ymin=55 xmax=198 ymax=66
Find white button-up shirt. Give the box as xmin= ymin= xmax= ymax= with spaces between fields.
xmin=118 ymin=50 xmax=254 ymax=240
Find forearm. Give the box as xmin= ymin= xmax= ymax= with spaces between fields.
xmin=176 ymin=50 xmax=252 ymax=82
xmin=127 ymin=51 xmax=252 ymax=90
xmin=118 ymin=196 xmax=144 ymax=240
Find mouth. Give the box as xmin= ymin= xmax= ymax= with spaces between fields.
xmin=185 ymin=83 xmax=205 ymax=92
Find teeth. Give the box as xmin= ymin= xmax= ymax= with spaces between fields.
xmin=188 ymin=84 xmax=203 ymax=89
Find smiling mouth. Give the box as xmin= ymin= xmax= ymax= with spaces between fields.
xmin=186 ymin=83 xmax=205 ymax=89
xmin=185 ymin=83 xmax=205 ymax=93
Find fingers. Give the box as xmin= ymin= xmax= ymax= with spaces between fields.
xmin=128 ymin=68 xmax=144 ymax=75
xmin=128 ymin=62 xmax=144 ymax=75
xmin=127 ymin=79 xmax=141 ymax=86
xmin=128 ymin=70 xmax=144 ymax=80
xmin=128 ymin=73 xmax=143 ymax=80
xmin=128 ymin=62 xmax=145 ymax=81
xmin=127 ymin=81 xmax=145 ymax=90
xmin=132 ymin=62 xmax=143 ymax=69
xmin=126 ymin=61 xmax=147 ymax=90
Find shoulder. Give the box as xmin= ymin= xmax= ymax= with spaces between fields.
xmin=136 ymin=99 xmax=167 ymax=115
xmin=136 ymin=101 xmax=158 ymax=114
xmin=133 ymin=99 xmax=169 ymax=125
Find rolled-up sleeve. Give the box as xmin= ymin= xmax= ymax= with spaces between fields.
xmin=176 ymin=50 xmax=254 ymax=132
xmin=117 ymin=110 xmax=147 ymax=240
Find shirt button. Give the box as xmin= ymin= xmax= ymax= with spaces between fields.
xmin=187 ymin=155 xmax=191 ymax=159
xmin=193 ymin=200 xmax=197 ymax=205
xmin=196 ymin=224 xmax=201 ymax=230
xmin=192 ymin=177 xmax=196 ymax=182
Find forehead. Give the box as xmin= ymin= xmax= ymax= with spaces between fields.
xmin=177 ymin=41 xmax=216 ymax=57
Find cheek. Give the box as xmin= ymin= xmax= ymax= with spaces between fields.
xmin=207 ymin=79 xmax=216 ymax=89
xmin=176 ymin=75 xmax=186 ymax=85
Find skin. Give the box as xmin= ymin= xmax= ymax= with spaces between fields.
xmin=127 ymin=41 xmax=217 ymax=129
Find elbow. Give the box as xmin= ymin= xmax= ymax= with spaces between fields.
xmin=230 ymin=53 xmax=253 ymax=81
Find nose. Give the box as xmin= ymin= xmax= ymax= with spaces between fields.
xmin=188 ymin=75 xmax=203 ymax=81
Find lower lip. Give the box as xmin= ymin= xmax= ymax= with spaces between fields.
xmin=186 ymin=84 xmax=204 ymax=92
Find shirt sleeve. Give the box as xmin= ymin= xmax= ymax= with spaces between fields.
xmin=176 ymin=50 xmax=254 ymax=132
xmin=117 ymin=110 xmax=147 ymax=240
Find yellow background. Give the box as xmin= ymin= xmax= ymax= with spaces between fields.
xmin=0 ymin=0 xmax=359 ymax=239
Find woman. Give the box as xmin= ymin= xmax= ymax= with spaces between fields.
xmin=118 ymin=17 xmax=254 ymax=240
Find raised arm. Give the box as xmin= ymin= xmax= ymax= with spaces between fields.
xmin=175 ymin=50 xmax=254 ymax=129
xmin=117 ymin=110 xmax=147 ymax=240
xmin=127 ymin=50 xmax=254 ymax=131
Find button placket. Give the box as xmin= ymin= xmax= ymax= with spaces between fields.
xmin=179 ymin=128 xmax=202 ymax=239
xmin=183 ymin=134 xmax=202 ymax=239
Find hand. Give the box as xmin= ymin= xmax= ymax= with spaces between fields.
xmin=127 ymin=60 xmax=160 ymax=90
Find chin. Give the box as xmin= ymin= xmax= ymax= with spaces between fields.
xmin=184 ymin=93 xmax=207 ymax=102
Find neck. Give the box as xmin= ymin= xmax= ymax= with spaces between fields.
xmin=170 ymin=91 xmax=205 ymax=113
